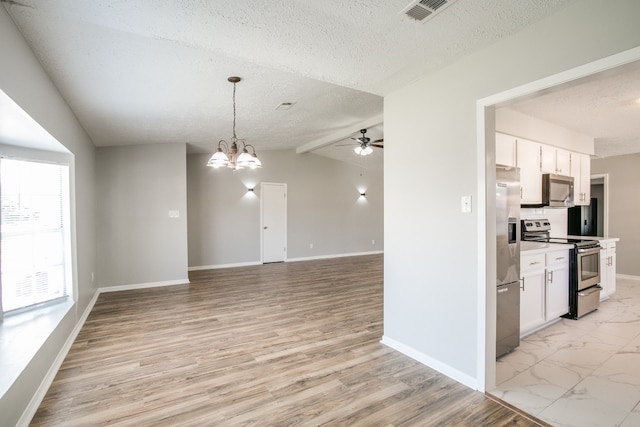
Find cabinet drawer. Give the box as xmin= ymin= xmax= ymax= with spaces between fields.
xmin=522 ymin=253 xmax=545 ymax=273
xmin=546 ymin=250 xmax=569 ymax=267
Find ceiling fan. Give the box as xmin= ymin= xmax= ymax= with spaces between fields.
xmin=1 ymin=0 xmax=33 ymax=7
xmin=341 ymin=129 xmax=383 ymax=156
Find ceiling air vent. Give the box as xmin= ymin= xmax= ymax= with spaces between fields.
xmin=401 ymin=0 xmax=458 ymax=23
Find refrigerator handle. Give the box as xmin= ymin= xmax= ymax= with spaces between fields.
xmin=507 ymin=217 xmax=517 ymax=244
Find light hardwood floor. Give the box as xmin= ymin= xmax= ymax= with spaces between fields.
xmin=31 ymin=254 xmax=543 ymax=426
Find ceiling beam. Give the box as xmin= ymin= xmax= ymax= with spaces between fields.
xmin=295 ymin=113 xmax=383 ymax=154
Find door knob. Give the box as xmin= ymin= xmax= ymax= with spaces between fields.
xmin=264 ymin=226 xmax=268 ymax=229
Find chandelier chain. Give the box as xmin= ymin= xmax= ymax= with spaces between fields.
xmin=232 ymin=82 xmax=237 ymax=140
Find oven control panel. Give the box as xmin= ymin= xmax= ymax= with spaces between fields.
xmin=522 ymin=219 xmax=551 ymax=233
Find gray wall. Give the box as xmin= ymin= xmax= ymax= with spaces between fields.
xmin=384 ymin=0 xmax=640 ymax=388
xmin=188 ymin=149 xmax=383 ymax=267
xmin=96 ymin=144 xmax=189 ymax=287
xmin=0 ymin=7 xmax=97 ymax=426
xmin=592 ymin=153 xmax=640 ymax=276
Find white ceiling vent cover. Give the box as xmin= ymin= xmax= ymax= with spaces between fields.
xmin=401 ymin=0 xmax=458 ymax=23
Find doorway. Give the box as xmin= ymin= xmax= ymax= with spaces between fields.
xmin=478 ymin=47 xmax=640 ymax=392
xmin=260 ymin=182 xmax=287 ymax=263
xmin=590 ymin=174 xmax=609 ymax=237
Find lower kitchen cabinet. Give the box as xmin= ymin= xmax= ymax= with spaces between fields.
xmin=520 ymin=253 xmax=546 ymax=336
xmin=520 ymin=248 xmax=570 ymax=337
xmin=545 ymin=249 xmax=569 ymax=320
xmin=600 ymin=241 xmax=617 ymax=299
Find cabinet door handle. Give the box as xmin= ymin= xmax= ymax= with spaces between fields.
xmin=529 ymin=261 xmax=540 ymax=265
xmin=520 ymin=278 xmax=524 ymax=292
xmin=548 ymin=270 xmax=554 ymax=283
xmin=555 ymin=256 xmax=565 ymax=261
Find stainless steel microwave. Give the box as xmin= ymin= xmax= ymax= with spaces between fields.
xmin=542 ymin=173 xmax=574 ymax=207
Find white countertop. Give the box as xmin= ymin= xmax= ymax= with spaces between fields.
xmin=568 ymin=235 xmax=620 ymax=244
xmin=521 ymin=241 xmax=574 ymax=254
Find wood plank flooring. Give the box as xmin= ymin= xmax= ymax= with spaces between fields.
xmin=31 ymin=255 xmax=543 ymax=426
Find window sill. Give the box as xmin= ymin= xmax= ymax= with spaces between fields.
xmin=0 ymin=298 xmax=74 ymax=398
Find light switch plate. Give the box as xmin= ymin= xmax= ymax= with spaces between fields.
xmin=461 ymin=196 xmax=472 ymax=213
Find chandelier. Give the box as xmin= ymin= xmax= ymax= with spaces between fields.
xmin=207 ymin=77 xmax=262 ymax=170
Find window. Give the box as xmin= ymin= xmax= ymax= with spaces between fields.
xmin=1 ymin=158 xmax=72 ymax=314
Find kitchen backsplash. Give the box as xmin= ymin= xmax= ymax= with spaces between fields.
xmin=521 ymin=207 xmax=568 ymax=238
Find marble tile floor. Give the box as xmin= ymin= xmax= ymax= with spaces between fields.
xmin=492 ymin=277 xmax=640 ymax=427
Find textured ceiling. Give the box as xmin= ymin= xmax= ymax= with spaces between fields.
xmin=9 ymin=0 xmax=623 ymax=166
xmin=507 ymin=60 xmax=640 ymax=158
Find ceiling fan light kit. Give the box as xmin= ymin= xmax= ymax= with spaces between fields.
xmin=354 ymin=145 xmax=373 ymax=156
xmin=350 ymin=129 xmax=383 ymax=156
xmin=207 ymin=77 xmax=262 ymax=170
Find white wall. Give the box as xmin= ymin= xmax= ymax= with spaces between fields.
xmin=383 ymin=0 xmax=640 ymax=389
xmin=496 ymin=107 xmax=594 ymax=155
xmin=96 ymin=144 xmax=189 ymax=287
xmin=0 ymin=7 xmax=97 ymax=425
xmin=187 ymin=149 xmax=384 ymax=267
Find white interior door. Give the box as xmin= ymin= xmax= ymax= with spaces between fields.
xmin=261 ymin=182 xmax=287 ymax=263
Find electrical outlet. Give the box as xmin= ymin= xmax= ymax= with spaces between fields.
xmin=309 ymin=243 xmax=313 ymax=249
xmin=372 ymin=239 xmax=375 ymax=245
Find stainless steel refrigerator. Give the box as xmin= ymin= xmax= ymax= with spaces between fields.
xmin=496 ymin=165 xmax=521 ymax=358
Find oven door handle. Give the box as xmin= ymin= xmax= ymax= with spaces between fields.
xmin=577 ymin=247 xmax=601 ymax=255
xmin=578 ymin=285 xmax=603 ymax=297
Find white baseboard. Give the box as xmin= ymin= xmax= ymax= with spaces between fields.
xmin=617 ymin=274 xmax=640 ymax=281
xmin=188 ymin=261 xmax=262 ymax=271
xmin=99 ymin=278 xmax=190 ymax=293
xmin=188 ymin=251 xmax=383 ymax=270
xmin=380 ymin=335 xmax=478 ymax=391
xmin=287 ymin=251 xmax=383 ymax=263
xmin=16 ymin=290 xmax=101 ymax=427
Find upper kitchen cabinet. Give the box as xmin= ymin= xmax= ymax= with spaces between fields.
xmin=516 ymin=138 xmax=542 ymax=205
xmin=496 ymin=132 xmax=516 ymax=167
xmin=570 ymin=152 xmax=591 ymax=205
xmin=495 ymin=132 xmax=541 ymax=204
xmin=540 ymin=145 xmax=571 ymax=176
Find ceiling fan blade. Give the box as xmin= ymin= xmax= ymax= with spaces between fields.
xmin=371 ymin=144 xmax=384 ymax=148
xmin=373 ymin=139 xmax=383 ymax=143
xmin=1 ymin=0 xmax=34 ymax=8
xmin=351 ymin=137 xmax=370 ymax=143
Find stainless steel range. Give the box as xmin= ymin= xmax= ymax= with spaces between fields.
xmin=521 ymin=219 xmax=602 ymax=319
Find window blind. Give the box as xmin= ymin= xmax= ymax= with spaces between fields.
xmin=1 ymin=158 xmax=71 ymax=313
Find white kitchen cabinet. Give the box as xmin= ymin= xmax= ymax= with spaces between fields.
xmin=545 ymin=249 xmax=570 ymax=320
xmin=541 ymin=145 xmax=571 ymax=176
xmin=600 ymin=241 xmax=617 ymax=299
xmin=496 ymin=132 xmax=591 ymax=207
xmin=516 ymin=138 xmax=542 ymax=205
xmin=496 ymin=133 xmax=516 ymax=167
xmin=520 ymin=253 xmax=546 ymax=336
xmin=570 ymin=152 xmax=591 ymax=206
